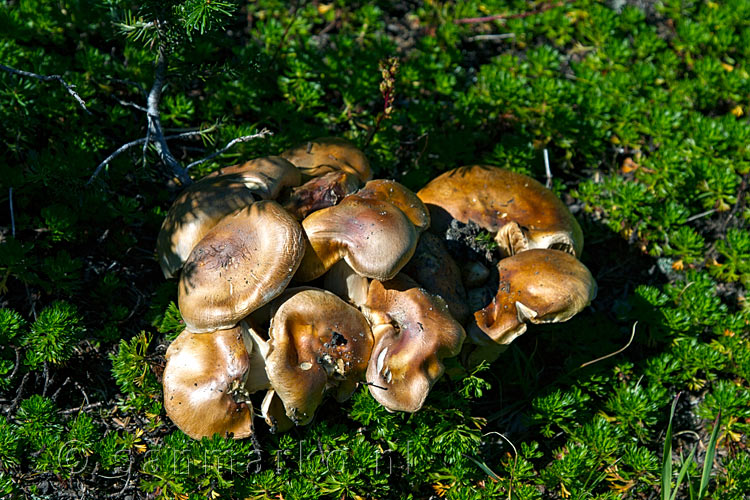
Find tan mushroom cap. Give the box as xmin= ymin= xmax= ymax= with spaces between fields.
xmin=281 ymin=137 xmax=372 ymax=183
xmin=261 ymin=389 xmax=294 ymax=433
xmin=401 ymin=232 xmax=470 ymax=323
xmin=157 ymin=156 xmax=301 ymax=279
xmin=294 ymin=195 xmax=419 ymax=282
xmin=282 ymin=170 xmax=361 ymax=220
xmin=417 ymin=165 xmax=584 ymax=257
xmin=202 ymin=156 xmax=301 ymax=198
xmin=163 ymin=324 xmax=268 ymax=440
xmin=178 ymin=200 xmax=305 ymax=333
xmin=265 ymin=288 xmax=374 ymax=425
xmin=362 ymin=276 xmax=466 ymax=413
xmin=355 ymin=179 xmax=430 ymax=232
xmin=471 ymin=249 xmax=597 ymax=347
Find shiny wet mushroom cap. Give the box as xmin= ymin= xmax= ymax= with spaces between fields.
xmin=355 ymin=179 xmax=430 ymax=232
xmin=201 ymin=156 xmax=301 ymax=199
xmin=163 ymin=324 xmax=268 ymax=440
xmin=157 ymin=156 xmax=301 ymax=279
xmin=471 ymin=249 xmax=597 ymax=348
xmin=178 ymin=200 xmax=305 ymax=333
xmin=157 ymin=179 xmax=257 ymax=279
xmin=417 ymin=165 xmax=584 ymax=257
xmin=362 ymin=276 xmax=466 ymax=412
xmin=281 ymin=137 xmax=372 ymax=183
xmin=265 ymin=288 xmax=373 ymax=425
xmin=294 ymin=195 xmax=419 ymax=282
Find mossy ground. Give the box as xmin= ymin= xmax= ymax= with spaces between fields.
xmin=1 ymin=1 xmax=749 ymax=498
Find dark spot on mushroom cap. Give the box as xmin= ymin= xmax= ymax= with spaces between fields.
xmin=331 ymin=331 xmax=347 ymax=346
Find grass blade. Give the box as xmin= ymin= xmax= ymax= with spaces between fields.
xmin=464 ymin=454 xmax=502 ymax=481
xmin=662 ymin=393 xmax=681 ymax=500
xmin=670 ymin=446 xmax=697 ymax=500
xmin=698 ymin=410 xmax=722 ymax=499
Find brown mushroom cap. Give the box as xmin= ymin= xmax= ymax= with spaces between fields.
xmin=202 ymin=156 xmax=301 ymax=199
xmin=362 ymin=276 xmax=466 ymax=412
xmin=282 ymin=170 xmax=361 ymax=220
xmin=157 ymin=180 xmax=257 ymax=279
xmin=355 ymin=179 xmax=430 ymax=232
xmin=417 ymin=165 xmax=584 ymax=257
xmin=294 ymin=195 xmax=419 ymax=282
xmin=401 ymin=232 xmax=470 ymax=323
xmin=157 ymin=156 xmax=301 ymax=279
xmin=163 ymin=325 xmax=266 ymax=440
xmin=281 ymin=137 xmax=372 ymax=183
xmin=471 ymin=249 xmax=597 ymax=347
xmin=178 ymin=200 xmax=305 ymax=333
xmin=261 ymin=389 xmax=294 ymax=433
xmin=265 ymin=288 xmax=374 ymax=425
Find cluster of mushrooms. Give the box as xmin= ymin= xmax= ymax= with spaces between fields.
xmin=156 ymin=138 xmax=597 ymax=440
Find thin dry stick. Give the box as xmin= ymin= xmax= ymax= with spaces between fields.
xmin=686 ymin=208 xmax=717 ymax=223
xmin=0 ymin=63 xmax=91 ymax=113
xmin=468 ymin=33 xmax=516 ymax=41
xmin=186 ymin=128 xmax=273 ymax=170
xmin=8 ymin=187 xmax=15 ymax=238
xmin=59 ymin=402 xmax=105 ymax=415
xmin=88 ymin=129 xmax=213 ymax=184
xmin=543 ymin=148 xmax=552 ymax=189
xmin=579 ymin=321 xmax=638 ymax=369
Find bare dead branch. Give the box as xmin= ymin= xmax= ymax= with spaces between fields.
xmin=186 ymin=128 xmax=273 ymax=170
xmin=87 ymin=129 xmax=215 ymax=184
xmin=0 ymin=63 xmax=91 ymax=113
xmin=147 ymin=48 xmax=192 ymax=185
xmin=112 ymin=96 xmax=148 ymax=113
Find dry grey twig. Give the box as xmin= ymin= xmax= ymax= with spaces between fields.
xmin=0 ymin=63 xmax=91 ymax=113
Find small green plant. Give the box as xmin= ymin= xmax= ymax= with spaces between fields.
xmin=475 ymin=230 xmax=499 ymax=251
xmin=710 ymin=228 xmax=750 ymax=286
xmin=661 ymin=394 xmax=722 ymax=500
xmin=23 ymin=301 xmax=84 ymax=369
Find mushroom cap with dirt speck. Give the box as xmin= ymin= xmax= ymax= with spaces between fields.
xmin=470 ymin=248 xmax=597 ymax=348
xmin=281 ymin=137 xmax=372 ymax=183
xmin=294 ymin=195 xmax=419 ymax=282
xmin=362 ymin=275 xmax=466 ymax=413
xmin=157 ymin=156 xmax=301 ymax=279
xmin=417 ymin=165 xmax=584 ymax=257
xmin=163 ymin=324 xmax=267 ymax=440
xmin=355 ymin=179 xmax=430 ymax=232
xmin=265 ymin=288 xmax=373 ymax=426
xmin=178 ymin=200 xmax=305 ymax=333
